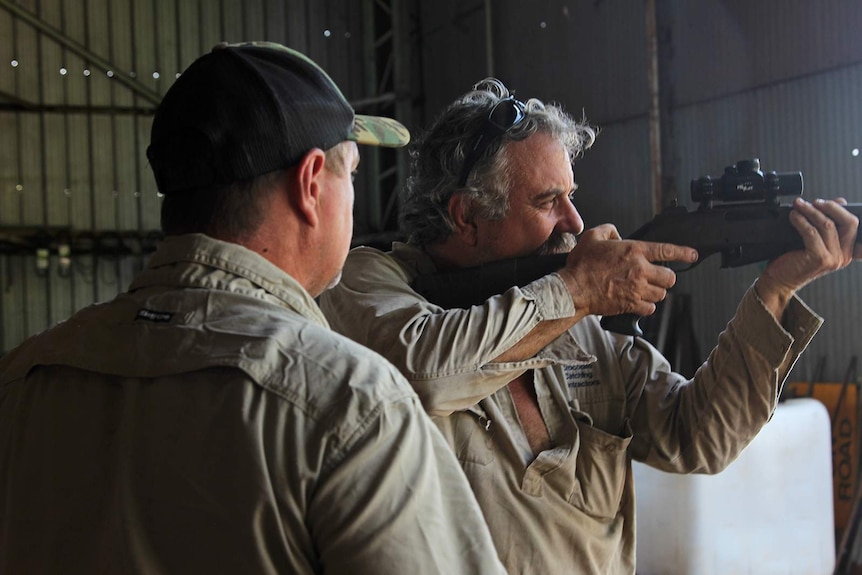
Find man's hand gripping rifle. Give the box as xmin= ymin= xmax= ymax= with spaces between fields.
xmin=411 ymin=159 xmax=862 ymax=336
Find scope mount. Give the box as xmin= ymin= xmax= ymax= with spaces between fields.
xmin=690 ymin=158 xmax=803 ymax=210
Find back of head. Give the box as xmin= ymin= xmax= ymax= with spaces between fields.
xmin=399 ymin=78 xmax=596 ymax=247
xmin=147 ymin=42 xmax=409 ymax=238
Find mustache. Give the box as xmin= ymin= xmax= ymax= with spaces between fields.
xmin=535 ymin=232 xmax=577 ymax=256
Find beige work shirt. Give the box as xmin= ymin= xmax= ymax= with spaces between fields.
xmin=319 ymin=242 xmax=823 ymax=574
xmin=0 ymin=234 xmax=504 ymax=575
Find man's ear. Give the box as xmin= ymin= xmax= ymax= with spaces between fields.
xmin=448 ymin=192 xmax=478 ymax=246
xmin=292 ymin=148 xmax=328 ymax=227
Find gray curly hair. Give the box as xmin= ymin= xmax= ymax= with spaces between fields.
xmin=399 ymin=78 xmax=597 ymax=246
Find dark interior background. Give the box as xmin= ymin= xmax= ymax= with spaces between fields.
xmin=1 ymin=0 xmax=860 ymax=385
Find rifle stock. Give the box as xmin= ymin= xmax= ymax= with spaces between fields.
xmin=411 ymin=252 xmax=568 ymax=311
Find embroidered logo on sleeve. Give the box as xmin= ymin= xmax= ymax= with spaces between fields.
xmin=563 ymin=364 xmax=600 ymax=388
xmin=136 ymin=309 xmax=174 ymax=323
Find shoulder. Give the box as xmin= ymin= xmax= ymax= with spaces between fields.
xmin=342 ymin=246 xmax=411 ymax=282
xmin=323 ymin=247 xmax=418 ymax=311
xmin=342 ymin=242 xmax=438 ymax=283
xmin=0 ymin=330 xmax=47 ymax=385
xmin=257 ymin=318 xmax=417 ymax=412
xmin=0 ymin=303 xmax=106 ymax=385
xmin=260 ymin=321 xmax=424 ymax=468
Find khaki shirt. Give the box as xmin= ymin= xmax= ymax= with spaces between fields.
xmin=0 ymin=234 xmax=504 ymax=575
xmin=319 ymin=242 xmax=823 ymax=574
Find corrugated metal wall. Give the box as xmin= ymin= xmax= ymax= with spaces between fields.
xmin=667 ymin=1 xmax=862 ymax=384
xmin=3 ymin=0 xmax=861 ymax=382
xmin=469 ymin=0 xmax=862 ymax=383
xmin=0 ymin=0 xmax=409 ymax=354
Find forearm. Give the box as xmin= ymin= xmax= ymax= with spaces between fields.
xmin=752 ymin=274 xmax=796 ymax=322
xmin=321 ymin=251 xmax=579 ymax=414
xmin=629 ymin=284 xmax=822 ymax=473
xmin=492 ymin=316 xmax=581 ymax=362
xmin=492 ymin=272 xmax=584 ymax=362
xmin=327 ymin=284 xmax=555 ymax=413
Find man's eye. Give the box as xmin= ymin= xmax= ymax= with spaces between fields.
xmin=351 ymin=170 xmax=358 ymax=182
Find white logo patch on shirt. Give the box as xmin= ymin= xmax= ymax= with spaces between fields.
xmin=563 ymin=364 xmax=600 ymax=388
xmin=136 ymin=308 xmax=174 ymax=323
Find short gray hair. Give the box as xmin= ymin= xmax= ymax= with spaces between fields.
xmin=399 ymin=78 xmax=596 ymax=246
xmin=161 ymin=142 xmax=351 ymax=240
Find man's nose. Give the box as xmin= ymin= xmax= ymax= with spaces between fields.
xmin=556 ymin=197 xmax=584 ymax=235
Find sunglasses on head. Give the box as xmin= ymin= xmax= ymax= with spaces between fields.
xmin=457 ymin=96 xmax=527 ymax=187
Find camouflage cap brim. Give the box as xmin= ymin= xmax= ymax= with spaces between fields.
xmin=350 ymin=115 xmax=410 ymax=148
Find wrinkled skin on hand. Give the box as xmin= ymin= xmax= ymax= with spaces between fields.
xmin=756 ymin=197 xmax=859 ymax=316
xmin=763 ymin=198 xmax=859 ymax=290
xmin=556 ymin=223 xmax=699 ymax=318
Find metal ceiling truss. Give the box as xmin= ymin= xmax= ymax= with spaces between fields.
xmin=353 ymin=0 xmax=413 ymax=248
xmin=0 ymin=0 xmax=161 ymax=112
xmin=0 ymin=0 xmax=416 ymax=254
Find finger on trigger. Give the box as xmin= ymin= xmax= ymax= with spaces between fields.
xmin=652 ymin=242 xmax=698 ymax=263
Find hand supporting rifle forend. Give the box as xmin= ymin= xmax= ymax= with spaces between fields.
xmin=411 ymin=159 xmax=862 ymax=337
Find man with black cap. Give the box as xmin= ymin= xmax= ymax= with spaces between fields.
xmin=0 ymin=43 xmax=504 ymax=574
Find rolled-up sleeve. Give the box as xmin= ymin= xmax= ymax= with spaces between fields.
xmin=626 ymin=284 xmax=822 ymax=473
xmin=320 ymin=247 xmax=579 ymax=414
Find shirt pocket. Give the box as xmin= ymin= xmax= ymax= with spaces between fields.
xmin=568 ymin=414 xmax=632 ymax=520
xmin=433 ymin=404 xmax=495 ymax=466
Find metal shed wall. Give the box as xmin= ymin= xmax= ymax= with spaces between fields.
xmin=654 ymin=0 xmax=862 ymax=383
xmin=463 ymin=0 xmax=862 ymax=383
xmin=0 ymin=0 xmax=409 ymax=353
xmin=673 ymin=62 xmax=862 ymax=384
xmin=3 ymin=0 xmax=862 ymax=383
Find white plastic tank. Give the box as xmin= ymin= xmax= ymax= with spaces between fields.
xmin=634 ymin=397 xmax=835 ymax=575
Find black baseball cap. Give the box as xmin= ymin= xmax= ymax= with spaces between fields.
xmin=146 ymin=42 xmax=410 ymax=195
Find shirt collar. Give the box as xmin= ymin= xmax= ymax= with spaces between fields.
xmin=131 ymin=233 xmax=329 ymax=327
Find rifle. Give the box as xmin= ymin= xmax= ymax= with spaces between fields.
xmin=411 ymin=159 xmax=862 ymax=337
